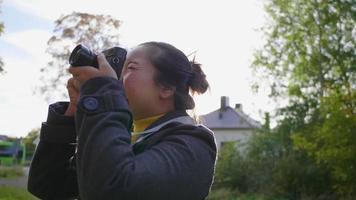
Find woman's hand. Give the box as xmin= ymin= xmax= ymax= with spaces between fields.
xmin=64 ymin=53 xmax=118 ymax=116
xmin=68 ymin=53 xmax=118 ymax=89
xmin=64 ymin=77 xmax=80 ymax=116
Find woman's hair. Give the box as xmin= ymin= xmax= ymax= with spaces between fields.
xmin=139 ymin=41 xmax=209 ymax=110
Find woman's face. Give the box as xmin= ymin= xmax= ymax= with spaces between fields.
xmin=121 ymin=46 xmax=162 ymax=120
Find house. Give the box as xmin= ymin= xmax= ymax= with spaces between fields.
xmin=199 ymin=96 xmax=261 ymax=149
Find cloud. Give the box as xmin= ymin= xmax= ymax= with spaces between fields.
xmin=0 ymin=39 xmax=32 ymax=61
xmin=1 ymin=30 xmax=51 ymax=62
xmin=0 ymin=58 xmax=48 ymax=137
xmin=2 ymin=2 xmax=53 ymax=33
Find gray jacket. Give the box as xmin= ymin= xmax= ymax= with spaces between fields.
xmin=28 ymin=77 xmax=217 ymax=200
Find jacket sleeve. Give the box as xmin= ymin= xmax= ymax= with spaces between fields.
xmin=75 ymin=77 xmax=216 ymax=200
xmin=27 ymin=102 xmax=79 ymax=199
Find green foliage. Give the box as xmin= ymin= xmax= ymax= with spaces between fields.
xmin=214 ymin=142 xmax=248 ymax=191
xmin=249 ymin=127 xmax=332 ymax=199
xmin=252 ymin=0 xmax=356 ymax=102
xmin=216 ymin=0 xmax=356 ymax=194
xmin=208 ymin=187 xmax=285 ymax=200
xmin=22 ymin=128 xmax=40 ymax=162
xmin=38 ymin=12 xmax=122 ymax=101
xmin=207 ymin=187 xmax=240 ymax=200
xmin=0 ymin=186 xmax=38 ymax=200
xmin=213 ymin=127 xmax=334 ymax=199
xmin=249 ymin=0 xmax=356 ymax=198
xmin=293 ymin=91 xmax=356 ymax=195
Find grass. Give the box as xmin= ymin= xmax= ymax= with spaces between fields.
xmin=207 ymin=187 xmax=287 ymax=200
xmin=207 ymin=187 xmax=240 ymax=200
xmin=0 ymin=166 xmax=36 ymax=199
xmin=0 ymin=186 xmax=38 ymax=200
xmin=0 ymin=166 xmax=24 ymax=178
xmin=0 ymin=185 xmax=287 ymax=200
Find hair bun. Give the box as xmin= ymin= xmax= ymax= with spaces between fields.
xmin=188 ymin=61 xmax=209 ymax=94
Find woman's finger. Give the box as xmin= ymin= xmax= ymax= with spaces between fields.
xmin=97 ymin=53 xmax=118 ymax=79
xmin=67 ymin=67 xmax=79 ymax=76
xmin=72 ymin=77 xmax=81 ymax=90
xmin=97 ymin=53 xmax=111 ymax=70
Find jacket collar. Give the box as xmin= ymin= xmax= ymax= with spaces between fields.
xmin=144 ymin=110 xmax=190 ymax=131
xmin=133 ymin=110 xmax=195 ymax=144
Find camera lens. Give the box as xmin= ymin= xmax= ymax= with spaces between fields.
xmin=69 ymin=44 xmax=98 ymax=67
xmin=69 ymin=45 xmax=83 ymax=66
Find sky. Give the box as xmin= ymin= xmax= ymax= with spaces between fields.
xmin=0 ymin=0 xmax=275 ymax=137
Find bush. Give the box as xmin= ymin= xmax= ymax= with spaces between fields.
xmin=214 ymin=141 xmax=249 ymax=191
xmin=213 ymin=124 xmax=335 ymax=199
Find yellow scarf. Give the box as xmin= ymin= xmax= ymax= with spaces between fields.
xmin=131 ymin=114 xmax=165 ymax=144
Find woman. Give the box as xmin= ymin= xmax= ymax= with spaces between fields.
xmin=28 ymin=42 xmax=217 ymax=200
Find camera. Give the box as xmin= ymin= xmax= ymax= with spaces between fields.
xmin=69 ymin=44 xmax=127 ymax=77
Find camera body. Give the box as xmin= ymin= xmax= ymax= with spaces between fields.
xmin=69 ymin=44 xmax=127 ymax=77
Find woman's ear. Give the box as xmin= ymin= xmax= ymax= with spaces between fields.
xmin=159 ymin=84 xmax=175 ymax=99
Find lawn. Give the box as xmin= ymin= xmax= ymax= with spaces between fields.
xmin=207 ymin=188 xmax=286 ymax=200
xmin=0 ymin=166 xmax=37 ymax=199
xmin=0 ymin=186 xmax=275 ymax=200
xmin=0 ymin=186 xmax=38 ymax=200
xmin=0 ymin=166 xmax=24 ymax=178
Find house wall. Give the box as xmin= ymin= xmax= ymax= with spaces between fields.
xmin=212 ymin=129 xmax=254 ymax=149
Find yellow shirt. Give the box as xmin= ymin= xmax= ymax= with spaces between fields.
xmin=131 ymin=114 xmax=165 ymax=144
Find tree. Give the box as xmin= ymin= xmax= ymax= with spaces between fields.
xmin=0 ymin=0 xmax=5 ymax=73
xmin=214 ymin=141 xmax=248 ymax=192
xmin=253 ymin=0 xmax=355 ymax=102
xmin=38 ymin=12 xmax=122 ymax=101
xmin=213 ymin=114 xmax=333 ymax=199
xmin=23 ymin=128 xmax=40 ymax=161
xmin=252 ymin=0 xmax=355 ymax=197
xmin=212 ymin=0 xmax=355 ymax=197
xmin=253 ymin=0 xmax=356 ymax=197
xmin=292 ymin=91 xmax=356 ymax=195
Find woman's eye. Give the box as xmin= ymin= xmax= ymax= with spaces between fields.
xmin=127 ymin=62 xmax=138 ymax=70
